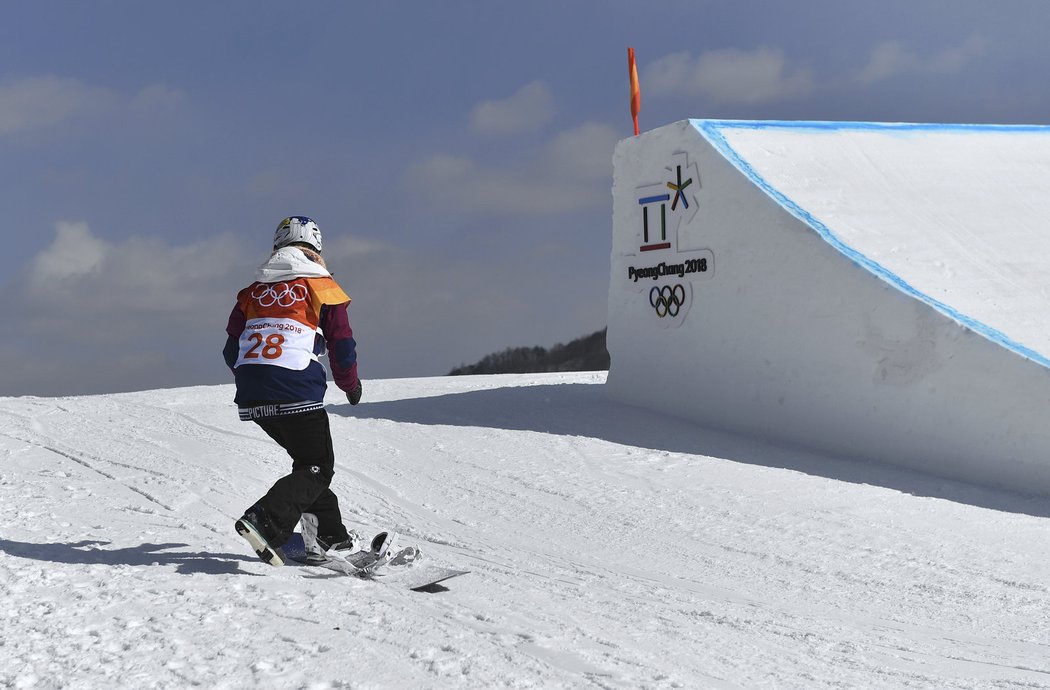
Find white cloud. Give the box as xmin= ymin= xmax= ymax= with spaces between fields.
xmin=644 ymin=48 xmax=815 ymax=105
xmin=0 ymin=76 xmax=115 ymax=136
xmin=406 ymin=153 xmax=585 ymax=215
xmin=26 ymin=221 xmax=247 ymax=315
xmin=0 ymin=76 xmax=186 ymax=138
xmin=406 ymin=121 xmax=618 ymax=216
xmin=641 ymin=37 xmax=986 ymax=105
xmin=4 ymin=221 xmax=254 ymax=394
xmin=857 ymin=35 xmax=987 ymax=84
xmin=540 ymin=123 xmax=620 ymax=180
xmin=22 ymin=221 xmax=384 ymax=332
xmin=30 ymin=221 xmax=108 ymax=285
xmin=323 ymin=234 xmax=388 ymax=259
xmin=470 ymin=81 xmax=555 ymax=136
xmin=9 ymin=219 xmax=424 ymax=395
xmin=130 ymin=84 xmax=187 ymax=113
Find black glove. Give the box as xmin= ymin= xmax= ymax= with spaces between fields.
xmin=347 ymin=380 xmax=362 ymax=405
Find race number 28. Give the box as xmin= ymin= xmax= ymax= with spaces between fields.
xmin=244 ymin=333 xmax=285 ymax=360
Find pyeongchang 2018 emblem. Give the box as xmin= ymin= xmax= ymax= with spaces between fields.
xmin=623 ymin=151 xmax=714 ymax=329
xmin=636 ymin=156 xmax=701 ymax=253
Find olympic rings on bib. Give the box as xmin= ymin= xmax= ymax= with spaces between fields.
xmin=649 ymin=284 xmax=686 ymax=318
xmin=251 ymin=282 xmax=308 ymax=308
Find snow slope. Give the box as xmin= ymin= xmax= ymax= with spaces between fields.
xmin=2 ymin=372 xmax=1050 ymax=688
xmin=709 ymin=122 xmax=1050 ymax=361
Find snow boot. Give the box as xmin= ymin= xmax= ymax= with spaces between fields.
xmin=300 ymin=512 xmax=361 ymax=565
xmin=320 ymin=532 xmax=361 ymax=554
xmin=235 ymin=506 xmax=286 ymax=567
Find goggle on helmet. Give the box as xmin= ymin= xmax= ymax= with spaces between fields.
xmin=273 ymin=216 xmax=323 ymax=253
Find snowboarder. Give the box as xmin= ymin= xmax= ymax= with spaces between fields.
xmin=224 ymin=216 xmax=364 ymax=566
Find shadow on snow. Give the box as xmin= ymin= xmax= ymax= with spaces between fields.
xmin=332 ymin=381 xmax=1050 ymax=518
xmin=0 ymin=538 xmax=257 ymax=575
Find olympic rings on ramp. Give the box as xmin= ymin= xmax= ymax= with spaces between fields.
xmin=649 ymin=284 xmax=686 ymax=318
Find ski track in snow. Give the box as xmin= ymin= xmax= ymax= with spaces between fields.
xmin=2 ymin=372 xmax=1050 ymax=688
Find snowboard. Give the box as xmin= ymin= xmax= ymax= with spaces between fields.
xmin=282 ymin=532 xmax=469 ymax=591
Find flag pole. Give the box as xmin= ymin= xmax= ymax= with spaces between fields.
xmin=628 ymin=47 xmax=641 ymax=136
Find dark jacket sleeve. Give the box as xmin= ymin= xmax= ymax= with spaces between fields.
xmin=320 ymin=302 xmax=359 ymax=392
xmin=223 ymin=302 xmax=246 ymax=372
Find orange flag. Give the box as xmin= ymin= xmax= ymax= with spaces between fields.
xmin=628 ymin=47 xmax=641 ymax=136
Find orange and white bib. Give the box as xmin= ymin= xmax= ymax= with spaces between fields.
xmin=234 ymin=277 xmax=350 ymax=371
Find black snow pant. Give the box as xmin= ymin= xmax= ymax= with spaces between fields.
xmin=250 ymin=408 xmax=350 ymax=548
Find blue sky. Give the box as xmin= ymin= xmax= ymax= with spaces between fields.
xmin=2 ymin=1 xmax=1047 ymax=395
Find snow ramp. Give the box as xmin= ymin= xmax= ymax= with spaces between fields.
xmin=607 ymin=119 xmax=1050 ymax=495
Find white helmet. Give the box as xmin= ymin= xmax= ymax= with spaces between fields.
xmin=273 ymin=216 xmax=323 ymax=253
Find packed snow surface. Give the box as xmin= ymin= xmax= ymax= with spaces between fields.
xmin=2 ymin=372 xmax=1050 ymax=688
xmin=711 ymin=122 xmax=1050 ymax=359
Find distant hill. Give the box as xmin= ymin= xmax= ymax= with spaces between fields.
xmin=449 ymin=328 xmax=609 ymax=375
